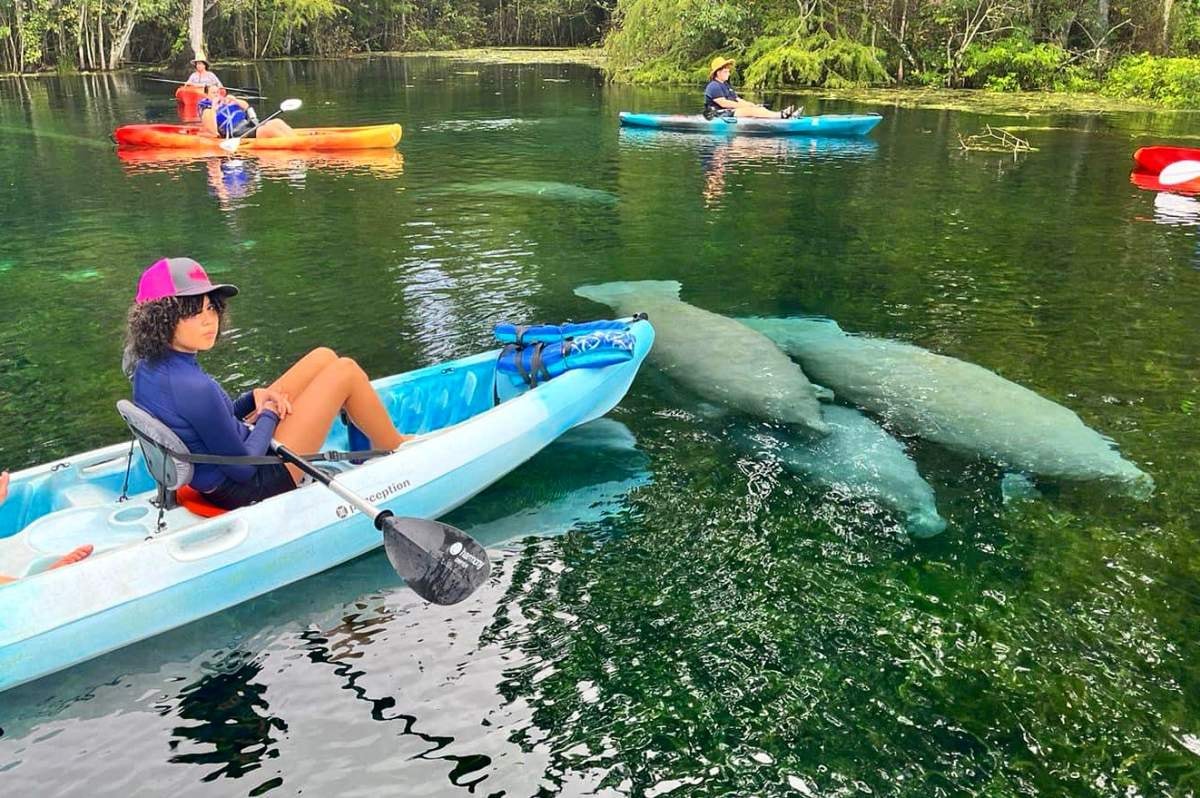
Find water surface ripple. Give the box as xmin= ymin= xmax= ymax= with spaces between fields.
xmin=1 ymin=57 xmax=1198 ymax=797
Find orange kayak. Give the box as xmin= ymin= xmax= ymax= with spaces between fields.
xmin=175 ymin=84 xmax=206 ymax=106
xmin=114 ymin=123 xmax=403 ymax=151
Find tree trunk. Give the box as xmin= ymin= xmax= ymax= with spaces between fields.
xmin=189 ymin=0 xmax=203 ymax=56
xmin=1163 ymin=0 xmax=1175 ymax=52
xmin=14 ymin=0 xmax=24 ymax=73
xmin=1096 ymin=0 xmax=1108 ymax=37
xmin=97 ymin=6 xmax=106 ymax=70
xmin=109 ymin=0 xmax=139 ymax=68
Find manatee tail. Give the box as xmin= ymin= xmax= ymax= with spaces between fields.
xmin=906 ymin=508 xmax=948 ymax=538
xmin=1121 ymin=468 xmax=1155 ymax=501
xmin=574 ymin=280 xmax=682 ymax=308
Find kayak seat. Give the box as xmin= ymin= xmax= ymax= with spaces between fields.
xmin=177 ymin=485 xmax=229 ymax=518
xmin=116 ymin=399 xmax=194 ymax=515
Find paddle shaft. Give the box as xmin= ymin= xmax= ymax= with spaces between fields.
xmin=273 ymin=441 xmax=390 ymax=528
xmin=219 ymin=100 xmax=300 ymax=152
xmin=147 ymin=76 xmax=264 ymax=96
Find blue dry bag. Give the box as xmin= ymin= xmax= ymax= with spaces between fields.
xmin=494 ymin=318 xmax=637 ymax=396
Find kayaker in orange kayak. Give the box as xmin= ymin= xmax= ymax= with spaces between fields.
xmin=704 ymin=57 xmax=797 ymax=120
xmin=0 ymin=471 xmax=93 ymax=584
xmin=126 ymin=257 xmax=411 ymax=509
xmin=198 ymin=85 xmax=294 ymax=140
xmin=185 ymin=51 xmax=222 ymax=88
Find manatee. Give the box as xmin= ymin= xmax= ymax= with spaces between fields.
xmin=740 ymin=316 xmax=1153 ymax=496
xmin=576 ymin=281 xmax=828 ymax=434
xmin=445 ymin=179 xmax=617 ymax=205
xmin=737 ymin=405 xmax=946 ymax=537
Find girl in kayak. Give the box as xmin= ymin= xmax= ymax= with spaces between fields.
xmin=0 ymin=471 xmax=93 ymax=584
xmin=185 ymin=51 xmax=222 ymax=88
xmin=198 ymin=86 xmax=294 ymax=140
xmin=126 ymin=257 xmax=410 ymax=510
xmin=705 ymin=57 xmax=797 ymax=120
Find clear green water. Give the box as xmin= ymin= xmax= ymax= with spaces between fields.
xmin=1 ymin=58 xmax=1199 ymax=797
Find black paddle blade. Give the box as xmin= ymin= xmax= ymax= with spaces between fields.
xmin=380 ymin=516 xmax=492 ymax=605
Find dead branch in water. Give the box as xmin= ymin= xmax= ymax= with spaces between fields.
xmin=958 ymin=125 xmax=1038 ymax=155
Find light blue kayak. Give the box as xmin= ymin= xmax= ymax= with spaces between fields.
xmin=0 ymin=320 xmax=653 ymax=693
xmin=618 ymin=111 xmax=882 ymax=137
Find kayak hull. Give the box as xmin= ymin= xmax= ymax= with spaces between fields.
xmin=1133 ymin=145 xmax=1200 ymax=174
xmin=618 ymin=112 xmax=882 ymax=137
xmin=1130 ymin=167 xmax=1200 ymax=195
xmin=115 ymin=123 xmax=403 ymax=151
xmin=0 ymin=320 xmax=653 ymax=692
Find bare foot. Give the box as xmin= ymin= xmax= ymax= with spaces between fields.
xmin=49 ymin=544 xmax=93 ymax=570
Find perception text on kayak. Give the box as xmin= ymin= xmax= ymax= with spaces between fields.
xmin=333 ymin=479 xmax=412 ymax=519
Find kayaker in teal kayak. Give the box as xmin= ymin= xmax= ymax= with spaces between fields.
xmin=705 ymin=57 xmax=797 ymax=120
xmin=126 ymin=257 xmax=411 ymax=510
xmin=185 ymin=51 xmax=222 ymax=88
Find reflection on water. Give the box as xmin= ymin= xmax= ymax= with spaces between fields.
xmin=2 ymin=56 xmax=1200 ymax=798
xmin=168 ymin=654 xmax=288 ymax=783
xmin=1152 ymin=191 xmax=1200 ymax=226
xmin=618 ymin=127 xmax=878 ymax=205
xmin=116 ymin=149 xmax=406 ymax=211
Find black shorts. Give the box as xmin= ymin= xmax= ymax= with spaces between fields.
xmin=224 ymin=120 xmax=257 ymax=139
xmin=205 ymin=463 xmax=294 ymax=510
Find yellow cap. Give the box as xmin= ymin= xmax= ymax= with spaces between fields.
xmin=710 ymin=56 xmax=734 ymax=78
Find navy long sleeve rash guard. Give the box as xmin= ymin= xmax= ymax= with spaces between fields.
xmin=132 ymin=350 xmax=279 ymax=491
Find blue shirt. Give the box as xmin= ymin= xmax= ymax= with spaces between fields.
xmin=704 ymin=80 xmax=738 ymax=110
xmin=132 ymin=350 xmax=279 ymax=492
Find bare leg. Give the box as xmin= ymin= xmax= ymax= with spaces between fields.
xmin=255 ymin=119 xmax=296 ymax=139
xmin=269 ymin=347 xmax=338 ymax=398
xmin=733 ymin=104 xmax=782 ymax=119
xmin=0 ymin=470 xmax=8 ymax=504
xmin=274 ymin=357 xmax=406 ymax=483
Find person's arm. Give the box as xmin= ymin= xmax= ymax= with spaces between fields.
xmin=177 ymin=377 xmax=281 ymax=483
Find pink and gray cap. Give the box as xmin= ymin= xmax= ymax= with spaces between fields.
xmin=135 ymin=257 xmax=238 ymax=304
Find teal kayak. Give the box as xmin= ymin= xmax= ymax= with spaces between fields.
xmin=0 ymin=320 xmax=653 ymax=693
xmin=618 ymin=112 xmax=882 ymax=137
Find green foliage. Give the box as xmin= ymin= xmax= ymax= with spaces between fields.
xmin=1102 ymin=53 xmax=1200 ymax=107
xmin=742 ymin=32 xmax=887 ymax=90
xmin=962 ymin=35 xmax=1086 ymax=92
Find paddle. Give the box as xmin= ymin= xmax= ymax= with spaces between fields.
xmin=1158 ymin=159 xmax=1200 ymax=186
xmin=272 ymin=441 xmax=492 ymax=606
xmin=146 ymin=76 xmax=266 ymax=98
xmin=219 ymin=98 xmax=302 ymax=153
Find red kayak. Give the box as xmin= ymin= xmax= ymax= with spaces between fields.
xmin=1133 ymin=146 xmax=1200 ymax=174
xmin=1129 ymin=167 xmax=1200 ymax=195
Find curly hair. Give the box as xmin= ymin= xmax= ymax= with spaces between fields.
xmin=125 ymin=293 xmax=228 ymax=364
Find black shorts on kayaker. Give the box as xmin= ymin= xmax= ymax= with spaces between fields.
xmin=204 ymin=463 xmax=294 ymax=510
xmin=225 ymin=119 xmax=256 ymax=139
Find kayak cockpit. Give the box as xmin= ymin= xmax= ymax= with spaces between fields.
xmin=0 ymin=352 xmax=502 ymax=578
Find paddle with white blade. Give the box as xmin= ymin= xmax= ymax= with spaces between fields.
xmin=1158 ymin=159 xmax=1200 ymax=186
xmin=272 ymin=441 xmax=492 ymax=606
xmin=219 ymin=98 xmax=302 ymax=153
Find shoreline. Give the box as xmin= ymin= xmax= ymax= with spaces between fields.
xmin=3 ymin=48 xmax=1193 ymax=115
